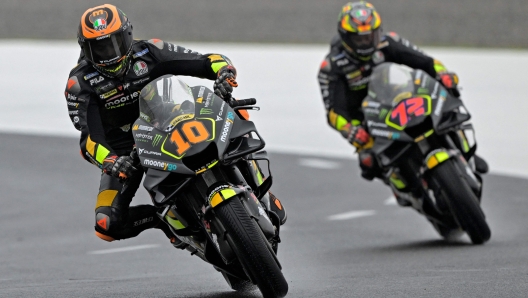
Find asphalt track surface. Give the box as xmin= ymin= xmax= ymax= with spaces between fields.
xmin=1 ymin=133 xmax=528 ymax=297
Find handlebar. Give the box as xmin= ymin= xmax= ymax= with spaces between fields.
xmin=230 ymin=98 xmax=257 ymax=107
xmin=223 ymin=92 xmax=257 ymax=108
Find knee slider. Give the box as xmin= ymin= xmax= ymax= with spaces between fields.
xmin=94 ymin=207 xmax=124 ymax=241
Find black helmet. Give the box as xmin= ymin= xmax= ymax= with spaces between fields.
xmin=337 ymin=1 xmax=382 ymax=59
xmin=78 ymin=4 xmax=133 ymax=77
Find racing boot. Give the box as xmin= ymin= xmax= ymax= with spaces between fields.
xmin=157 ymin=221 xmax=187 ymax=249
xmin=359 ymin=150 xmax=383 ymax=181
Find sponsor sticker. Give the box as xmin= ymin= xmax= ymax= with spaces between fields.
xmin=200 ymin=108 xmax=213 ymax=115
xmin=100 ymin=89 xmax=118 ymax=99
xmin=143 ymin=158 xmax=178 ymax=171
xmin=84 ymin=72 xmax=99 ymax=80
xmin=138 ymin=148 xmax=162 ymax=156
xmin=132 ymin=124 xmax=154 ymax=131
xmin=165 ymin=114 xmax=194 ymax=132
xmin=89 ymin=76 xmax=104 ymax=86
xmin=372 ymin=51 xmax=385 ymax=64
xmin=133 ymin=48 xmax=150 ymax=59
xmin=132 ymin=77 xmax=150 ymax=85
xmin=105 ymin=91 xmax=141 ymax=109
xmin=220 ymin=112 xmax=235 ymax=142
xmin=152 ymin=134 xmax=163 ymax=146
xmin=135 ymin=133 xmax=153 ymax=140
xmin=89 ymin=10 xmax=108 ymax=31
xmin=133 ymin=60 xmax=149 ymax=76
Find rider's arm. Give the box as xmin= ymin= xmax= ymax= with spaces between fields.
xmin=64 ymin=65 xmax=116 ymax=168
xmin=143 ymin=39 xmax=234 ymax=80
xmin=382 ymin=32 xmax=448 ymax=78
xmin=318 ymin=57 xmax=363 ymax=134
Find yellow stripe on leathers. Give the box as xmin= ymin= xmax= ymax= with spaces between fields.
xmin=95 ymin=189 xmax=119 ymax=210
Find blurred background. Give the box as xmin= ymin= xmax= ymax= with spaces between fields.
xmin=1 ymin=0 xmax=527 ymax=47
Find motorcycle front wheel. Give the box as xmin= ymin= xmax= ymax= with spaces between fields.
xmin=430 ymin=159 xmax=491 ymax=244
xmin=215 ymin=195 xmax=288 ymax=298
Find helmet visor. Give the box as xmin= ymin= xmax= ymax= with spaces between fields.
xmin=83 ymin=31 xmax=132 ymax=66
xmin=342 ymin=28 xmax=381 ymax=56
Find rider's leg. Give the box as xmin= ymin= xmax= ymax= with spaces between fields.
xmin=94 ymin=172 xmax=168 ymax=241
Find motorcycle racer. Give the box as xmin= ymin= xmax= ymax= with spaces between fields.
xmin=64 ymin=4 xmax=285 ymax=246
xmin=317 ymin=1 xmax=488 ymax=184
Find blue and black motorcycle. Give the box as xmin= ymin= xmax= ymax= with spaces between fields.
xmin=362 ymin=63 xmax=491 ymax=244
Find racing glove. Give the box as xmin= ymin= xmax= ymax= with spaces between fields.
xmin=341 ymin=123 xmax=373 ymax=151
xmin=102 ymin=154 xmax=137 ymax=181
xmin=438 ymin=72 xmax=460 ymax=97
xmin=213 ymin=65 xmax=238 ymax=99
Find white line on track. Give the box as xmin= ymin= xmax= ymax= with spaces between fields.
xmin=327 ymin=210 xmax=376 ymax=221
xmin=88 ymin=244 xmax=161 ymax=255
xmin=298 ymin=158 xmax=342 ymax=170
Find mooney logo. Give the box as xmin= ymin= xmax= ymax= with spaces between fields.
xmin=143 ymin=159 xmax=177 ymax=171
xmin=220 ymin=112 xmax=235 ymax=142
xmin=200 ymin=108 xmax=213 ymax=115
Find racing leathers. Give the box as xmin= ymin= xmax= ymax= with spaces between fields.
xmin=64 ymin=38 xmax=235 ymax=242
xmin=318 ymin=32 xmax=453 ymax=180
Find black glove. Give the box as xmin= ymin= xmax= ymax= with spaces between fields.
xmin=438 ymin=72 xmax=460 ymax=97
xmin=213 ymin=65 xmax=238 ymax=99
xmin=102 ymin=154 xmax=137 ymax=181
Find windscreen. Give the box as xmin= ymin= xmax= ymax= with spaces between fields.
xmin=138 ymin=75 xmax=195 ymax=131
xmin=368 ymin=63 xmax=414 ymax=105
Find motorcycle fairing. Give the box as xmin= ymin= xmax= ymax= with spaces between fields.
xmin=134 ymin=76 xmax=259 ymax=175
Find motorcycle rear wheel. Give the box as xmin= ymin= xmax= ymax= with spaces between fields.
xmin=430 ymin=159 xmax=491 ymax=244
xmin=215 ymin=196 xmax=288 ymax=298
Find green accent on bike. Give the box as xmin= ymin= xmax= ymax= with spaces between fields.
xmin=165 ymin=215 xmax=186 ymax=230
xmin=425 ymin=130 xmax=434 ymax=137
xmin=221 ymin=189 xmax=237 ymax=199
xmin=390 ymin=177 xmax=406 ymax=189
xmin=426 ymin=151 xmax=451 ymax=169
xmin=196 ymin=118 xmax=216 ymax=141
xmin=208 ymin=160 xmax=219 ymax=169
xmin=351 ymin=119 xmax=362 ymax=126
xmin=459 ymin=131 xmax=470 ymax=152
xmin=96 ymin=145 xmax=110 ymax=164
xmin=254 ymin=161 xmax=264 ymax=185
xmin=210 ymin=188 xmax=238 ymax=208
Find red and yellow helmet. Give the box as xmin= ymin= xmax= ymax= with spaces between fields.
xmin=77 ymin=4 xmax=133 ymax=77
xmin=338 ymin=1 xmax=382 ymax=58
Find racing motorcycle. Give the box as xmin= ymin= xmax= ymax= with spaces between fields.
xmin=361 ymin=63 xmax=491 ymax=244
xmin=131 ymin=75 xmax=288 ymax=297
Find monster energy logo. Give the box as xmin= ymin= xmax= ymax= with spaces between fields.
xmin=152 ymin=134 xmax=163 ymax=146
xmin=200 ymin=108 xmax=213 ymax=115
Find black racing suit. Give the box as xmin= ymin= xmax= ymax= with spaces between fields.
xmin=64 ymin=38 xmax=234 ymax=241
xmin=317 ymin=32 xmax=451 ymax=178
